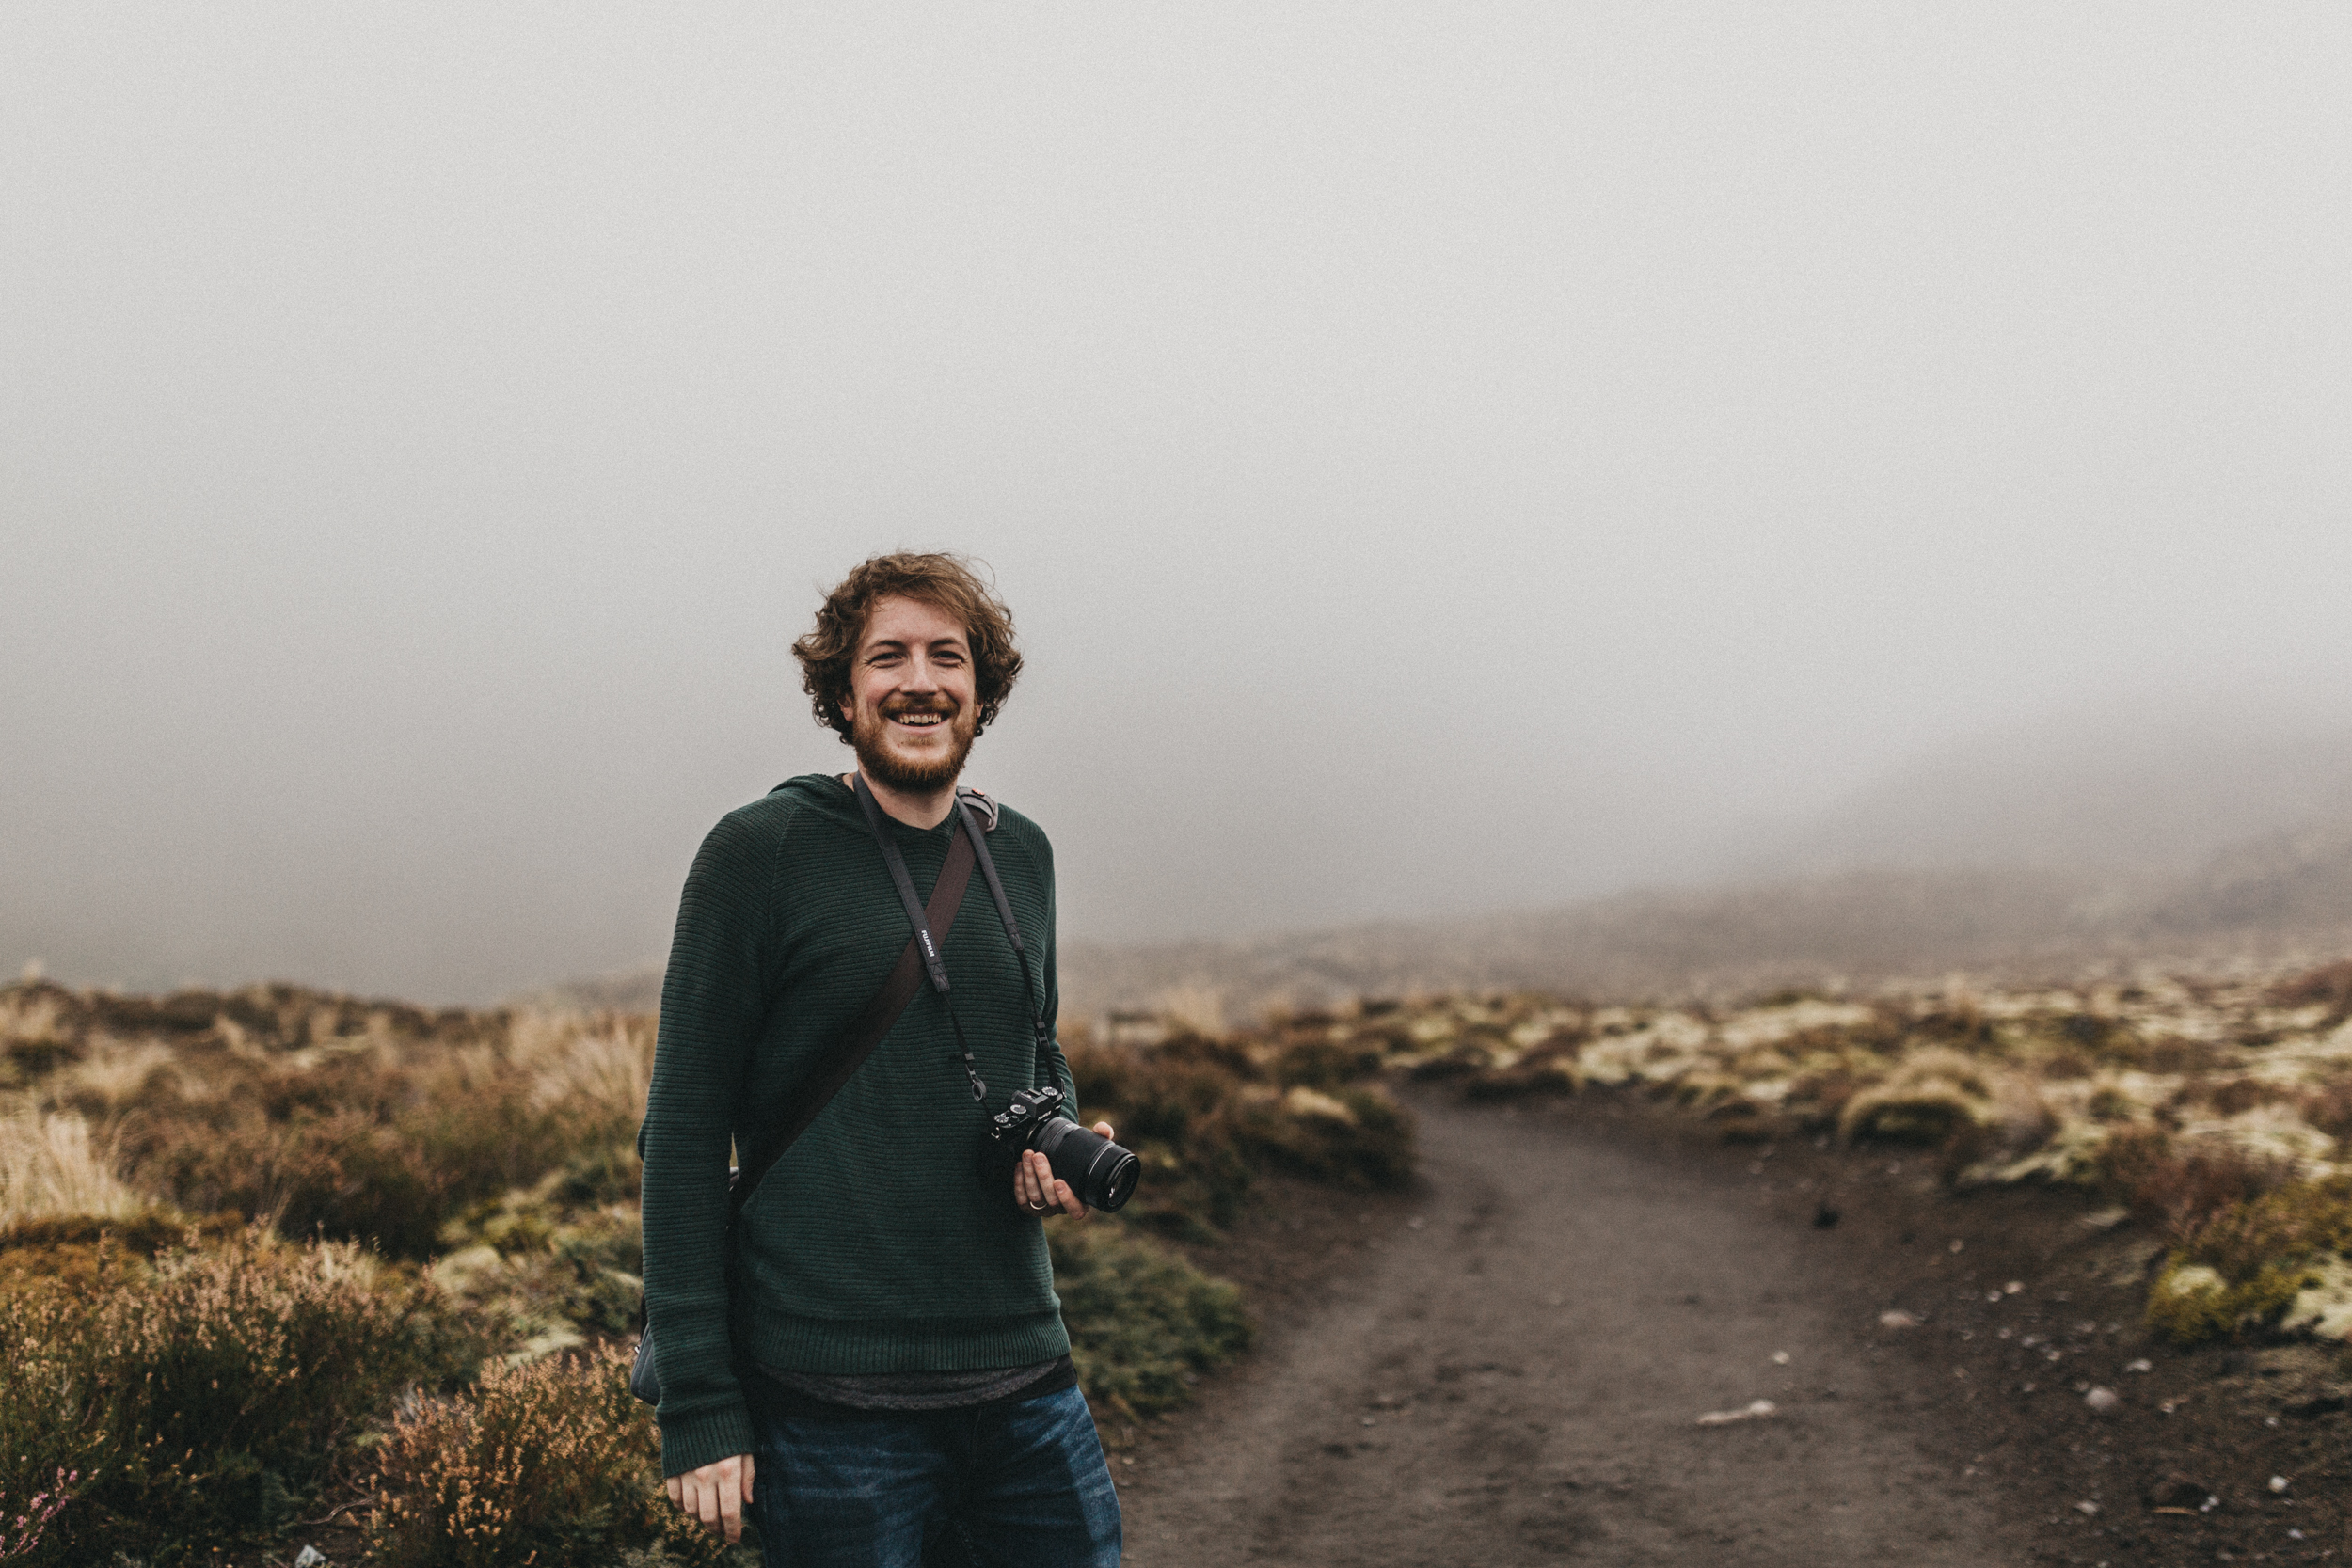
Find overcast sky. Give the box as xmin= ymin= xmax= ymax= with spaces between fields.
xmin=5 ymin=4 xmax=2349 ymax=1002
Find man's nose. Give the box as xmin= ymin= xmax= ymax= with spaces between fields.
xmin=901 ymin=654 xmax=943 ymax=690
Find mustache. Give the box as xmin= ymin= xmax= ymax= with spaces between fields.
xmin=881 ymin=698 xmax=960 ymax=716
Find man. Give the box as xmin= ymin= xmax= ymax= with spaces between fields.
xmin=641 ymin=552 xmax=1122 ymax=1565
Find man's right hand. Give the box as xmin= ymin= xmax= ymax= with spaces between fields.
xmin=666 ymin=1451 xmax=755 ymax=1544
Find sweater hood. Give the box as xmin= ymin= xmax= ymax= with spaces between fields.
xmin=765 ymin=771 xmax=1001 ymax=833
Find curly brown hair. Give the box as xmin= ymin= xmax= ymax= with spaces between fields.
xmin=792 ymin=552 xmax=1025 ymax=741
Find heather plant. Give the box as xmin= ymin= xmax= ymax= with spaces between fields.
xmin=2100 ymin=1125 xmax=2291 ymax=1241
xmin=364 ymin=1342 xmax=715 ymax=1568
xmin=0 ymin=1471 xmax=73 ymax=1561
xmin=2 ymin=1227 xmax=487 ymax=1557
xmin=0 ymin=1284 xmax=106 ymax=1567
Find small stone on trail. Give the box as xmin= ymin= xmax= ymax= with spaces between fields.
xmin=2074 ymin=1499 xmax=2100 ymax=1516
xmin=1771 ymin=1350 xmax=1790 ymax=1365
xmin=2125 ymin=1358 xmax=2152 ymax=1373
xmin=2269 ymin=1475 xmax=2290 ymax=1494
xmin=1947 ymin=1239 xmax=1964 ymax=1254
xmin=294 ymin=1551 xmax=327 ymax=1568
xmin=1879 ymin=1309 xmax=1919 ymax=1329
xmin=2084 ymin=1386 xmax=2120 ymax=1414
xmin=1695 ymin=1399 xmax=1778 ymax=1426
xmin=2146 ymin=1472 xmax=2210 ymax=1510
xmin=2079 ymin=1206 xmax=2129 ymax=1230
xmin=2004 ymin=1280 xmax=2023 ymax=1294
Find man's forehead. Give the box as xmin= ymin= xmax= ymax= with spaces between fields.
xmin=859 ymin=594 xmax=970 ymax=648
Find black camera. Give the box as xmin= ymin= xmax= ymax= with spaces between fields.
xmin=985 ymin=1085 xmax=1140 ymax=1213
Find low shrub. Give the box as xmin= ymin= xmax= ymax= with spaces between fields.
xmin=2145 ymin=1178 xmax=2352 ymax=1344
xmin=0 ymin=1227 xmax=487 ymax=1557
xmin=1272 ymin=1037 xmax=1385 ymax=1091
xmin=1233 ymin=1087 xmax=1414 ymax=1191
xmin=365 ymin=1342 xmax=711 ymax=1568
xmin=0 ymin=1288 xmax=105 ymax=1566
xmin=1068 ymin=1042 xmax=1262 ymax=1240
xmin=2175 ymin=1075 xmax=2291 ymax=1118
xmin=2272 ymin=959 xmax=2352 ymax=1027
xmin=2304 ymin=1080 xmax=2352 ymax=1147
xmin=1780 ymin=1067 xmax=1863 ymax=1132
xmin=128 ymin=1060 xmax=623 ymax=1258
xmin=2101 ymin=1125 xmax=2292 ymax=1241
xmin=1049 ymin=1225 xmax=1253 ymax=1422
xmin=432 ymin=1155 xmax=646 ymax=1354
xmin=2106 ymin=1034 xmax=2227 ymax=1076
xmin=0 ymin=1473 xmax=72 ymax=1561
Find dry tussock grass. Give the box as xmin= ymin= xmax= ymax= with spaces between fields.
xmin=2 ymin=986 xmax=655 ymax=1258
xmin=0 ymin=1107 xmax=144 ymax=1227
xmin=518 ymin=1012 xmax=657 ymax=1120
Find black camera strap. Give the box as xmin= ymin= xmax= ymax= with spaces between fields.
xmin=853 ymin=774 xmax=1057 ymax=1105
xmin=952 ymin=793 xmax=1057 ymax=1069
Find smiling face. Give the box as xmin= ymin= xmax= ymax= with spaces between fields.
xmin=842 ymin=594 xmax=980 ymax=793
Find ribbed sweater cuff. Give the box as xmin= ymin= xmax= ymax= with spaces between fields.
xmin=659 ymin=1401 xmax=756 ymax=1480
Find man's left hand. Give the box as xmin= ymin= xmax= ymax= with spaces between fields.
xmin=1014 ymin=1123 xmax=1114 ymax=1220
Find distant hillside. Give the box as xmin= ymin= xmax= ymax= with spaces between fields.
xmin=1747 ymin=712 xmax=2352 ymax=878
xmin=1057 ymin=817 xmax=2352 ymax=1021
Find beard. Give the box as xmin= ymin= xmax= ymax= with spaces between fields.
xmin=850 ymin=698 xmax=977 ymax=792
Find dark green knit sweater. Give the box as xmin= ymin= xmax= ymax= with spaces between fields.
xmin=639 ymin=773 xmax=1078 ymax=1477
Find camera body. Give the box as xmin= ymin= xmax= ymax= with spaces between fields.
xmin=985 ymin=1085 xmax=1140 ymax=1213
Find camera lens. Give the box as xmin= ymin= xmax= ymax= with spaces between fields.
xmin=1030 ymin=1117 xmax=1140 ymax=1213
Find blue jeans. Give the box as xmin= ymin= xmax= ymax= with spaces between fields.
xmin=746 ymin=1382 xmax=1122 ymax=1568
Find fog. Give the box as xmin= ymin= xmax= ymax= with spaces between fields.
xmin=5 ymin=4 xmax=2350 ymax=1003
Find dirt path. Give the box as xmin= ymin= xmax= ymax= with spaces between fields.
xmin=1114 ymin=1093 xmax=2033 ymax=1566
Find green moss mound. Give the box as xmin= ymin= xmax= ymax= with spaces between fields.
xmin=1049 ymin=1225 xmax=1254 ymax=1421
xmin=2146 ymin=1177 xmax=2352 ymax=1344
